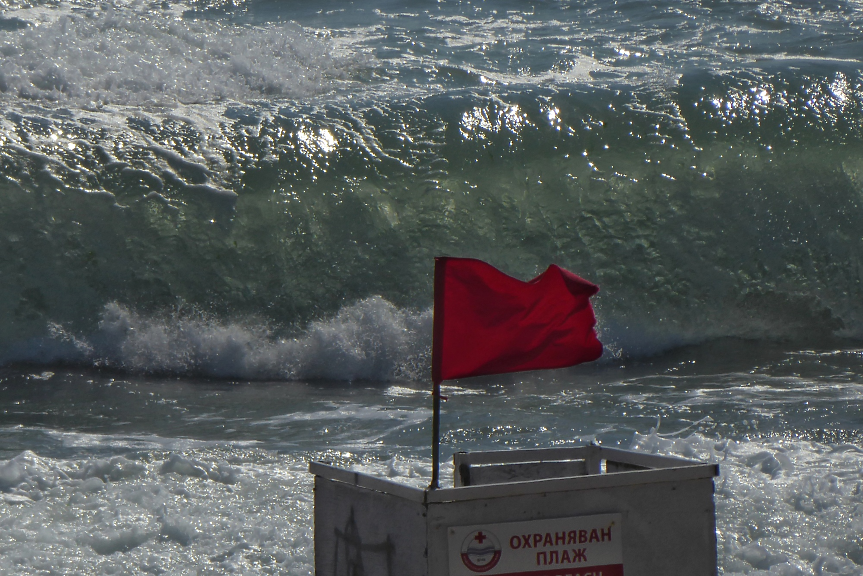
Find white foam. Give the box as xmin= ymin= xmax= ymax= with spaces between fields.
xmin=0 ymin=445 xmax=315 ymax=574
xmin=255 ymin=404 xmax=427 ymax=425
xmin=24 ymin=297 xmax=432 ymax=381
xmin=159 ymin=453 xmax=240 ymax=484
xmin=0 ymin=3 xmax=367 ymax=108
xmin=1 ymin=425 xmax=862 ymax=574
xmin=631 ymin=431 xmax=863 ymax=575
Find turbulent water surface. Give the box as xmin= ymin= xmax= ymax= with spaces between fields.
xmin=1 ymin=0 xmax=863 ymax=574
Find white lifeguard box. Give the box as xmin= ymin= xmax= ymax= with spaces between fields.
xmin=310 ymin=444 xmax=719 ymax=576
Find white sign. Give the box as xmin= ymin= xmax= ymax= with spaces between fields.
xmin=448 ymin=513 xmax=623 ymax=576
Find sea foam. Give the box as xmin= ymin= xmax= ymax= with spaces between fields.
xmin=17 ymin=297 xmax=432 ymax=381
xmin=0 ymin=3 xmax=366 ymax=107
xmin=633 ymin=431 xmax=863 ymax=575
xmin=1 ymin=429 xmax=861 ymax=575
xmin=0 ymin=443 xmax=314 ymax=574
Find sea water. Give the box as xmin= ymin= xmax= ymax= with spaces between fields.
xmin=1 ymin=0 xmax=863 ymax=574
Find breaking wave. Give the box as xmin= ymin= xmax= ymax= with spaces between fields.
xmin=1 ymin=0 xmax=863 ymax=377
xmin=4 ymin=298 xmax=431 ymax=381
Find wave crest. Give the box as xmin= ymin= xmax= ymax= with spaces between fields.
xmin=20 ymin=298 xmax=431 ymax=381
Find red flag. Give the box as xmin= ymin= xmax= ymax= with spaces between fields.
xmin=432 ymin=257 xmax=602 ymax=383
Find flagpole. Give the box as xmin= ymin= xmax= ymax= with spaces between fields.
xmin=430 ymin=381 xmax=441 ymax=490
xmin=430 ymin=257 xmax=445 ymax=491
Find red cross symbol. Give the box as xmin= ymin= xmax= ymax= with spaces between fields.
xmin=474 ymin=531 xmax=487 ymax=544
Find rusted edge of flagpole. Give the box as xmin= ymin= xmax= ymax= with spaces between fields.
xmin=430 ymin=257 xmax=447 ymax=490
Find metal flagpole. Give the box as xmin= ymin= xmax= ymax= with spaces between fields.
xmin=430 ymin=257 xmax=445 ymax=491
xmin=430 ymin=381 xmax=441 ymax=490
